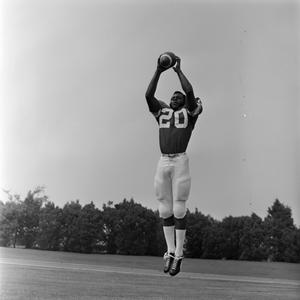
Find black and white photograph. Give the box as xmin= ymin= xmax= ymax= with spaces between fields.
xmin=0 ymin=0 xmax=299 ymax=299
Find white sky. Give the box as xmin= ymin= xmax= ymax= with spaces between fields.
xmin=1 ymin=0 xmax=300 ymax=225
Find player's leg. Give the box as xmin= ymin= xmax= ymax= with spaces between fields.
xmin=162 ymin=216 xmax=175 ymax=273
xmin=154 ymin=158 xmax=175 ymax=272
xmin=174 ymin=201 xmax=187 ymax=257
xmin=154 ymin=173 xmax=175 ymax=253
xmin=173 ymin=154 xmax=191 ymax=257
xmin=170 ymin=154 xmax=191 ymax=276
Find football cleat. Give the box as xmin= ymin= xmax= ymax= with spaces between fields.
xmin=169 ymin=255 xmax=183 ymax=276
xmin=163 ymin=252 xmax=175 ymax=273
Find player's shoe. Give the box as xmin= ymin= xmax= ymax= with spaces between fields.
xmin=163 ymin=252 xmax=175 ymax=273
xmin=169 ymin=255 xmax=183 ymax=276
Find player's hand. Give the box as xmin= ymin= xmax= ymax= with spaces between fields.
xmin=173 ymin=56 xmax=181 ymax=73
xmin=195 ymin=97 xmax=202 ymax=106
xmin=156 ymin=58 xmax=167 ymax=73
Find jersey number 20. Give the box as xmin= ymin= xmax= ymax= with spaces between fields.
xmin=159 ymin=108 xmax=188 ymax=129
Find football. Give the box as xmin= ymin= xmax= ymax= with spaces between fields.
xmin=158 ymin=52 xmax=176 ymax=69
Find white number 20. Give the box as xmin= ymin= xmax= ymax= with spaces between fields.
xmin=159 ymin=108 xmax=188 ymax=129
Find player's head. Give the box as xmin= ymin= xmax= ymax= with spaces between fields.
xmin=170 ymin=91 xmax=185 ymax=110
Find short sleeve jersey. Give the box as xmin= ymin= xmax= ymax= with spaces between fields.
xmin=153 ymin=100 xmax=202 ymax=154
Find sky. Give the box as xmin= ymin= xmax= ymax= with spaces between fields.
xmin=1 ymin=0 xmax=300 ymax=225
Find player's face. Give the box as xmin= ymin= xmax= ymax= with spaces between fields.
xmin=170 ymin=93 xmax=185 ymax=110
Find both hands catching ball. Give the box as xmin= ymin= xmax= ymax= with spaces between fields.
xmin=157 ymin=51 xmax=181 ymax=73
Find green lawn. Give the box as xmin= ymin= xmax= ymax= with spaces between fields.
xmin=1 ymin=247 xmax=299 ymax=300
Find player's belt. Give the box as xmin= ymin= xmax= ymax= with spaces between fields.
xmin=162 ymin=152 xmax=186 ymax=158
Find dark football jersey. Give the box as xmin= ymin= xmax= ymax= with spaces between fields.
xmin=153 ymin=101 xmax=202 ymax=154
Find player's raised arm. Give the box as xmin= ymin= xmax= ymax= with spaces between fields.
xmin=145 ymin=59 xmax=167 ymax=114
xmin=173 ymin=57 xmax=198 ymax=113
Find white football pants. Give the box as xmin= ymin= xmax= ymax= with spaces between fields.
xmin=154 ymin=153 xmax=191 ymax=219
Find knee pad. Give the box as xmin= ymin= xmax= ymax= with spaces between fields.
xmin=163 ymin=215 xmax=175 ymax=227
xmin=173 ymin=200 xmax=186 ymax=219
xmin=175 ymin=215 xmax=187 ymax=230
xmin=159 ymin=205 xmax=173 ymax=219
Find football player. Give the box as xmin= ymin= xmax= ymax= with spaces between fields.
xmin=145 ymin=55 xmax=203 ymax=276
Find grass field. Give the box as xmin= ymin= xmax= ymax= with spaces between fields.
xmin=1 ymin=247 xmax=299 ymax=299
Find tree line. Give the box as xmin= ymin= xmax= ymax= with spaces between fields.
xmin=0 ymin=187 xmax=299 ymax=263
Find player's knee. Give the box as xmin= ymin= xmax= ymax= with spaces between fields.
xmin=159 ymin=209 xmax=173 ymax=219
xmin=159 ymin=203 xmax=173 ymax=219
xmin=174 ymin=201 xmax=187 ymax=229
xmin=173 ymin=200 xmax=186 ymax=219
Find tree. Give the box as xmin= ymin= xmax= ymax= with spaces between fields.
xmin=102 ymin=199 xmax=163 ymax=255
xmin=102 ymin=201 xmax=119 ymax=254
xmin=185 ymin=209 xmax=213 ymax=258
xmin=239 ymin=213 xmax=267 ymax=261
xmin=264 ymin=199 xmax=297 ymax=262
xmin=36 ymin=201 xmax=63 ymax=250
xmin=279 ymin=228 xmax=300 ymax=263
xmin=217 ymin=216 xmax=248 ymax=260
xmin=201 ymin=220 xmax=225 ymax=259
xmin=113 ymin=199 xmax=156 ymax=255
xmin=77 ymin=202 xmax=104 ymax=253
xmin=20 ymin=187 xmax=47 ymax=248
xmin=1 ymin=187 xmax=299 ymax=262
xmin=0 ymin=195 xmax=24 ymax=247
xmin=60 ymin=200 xmax=82 ymax=252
